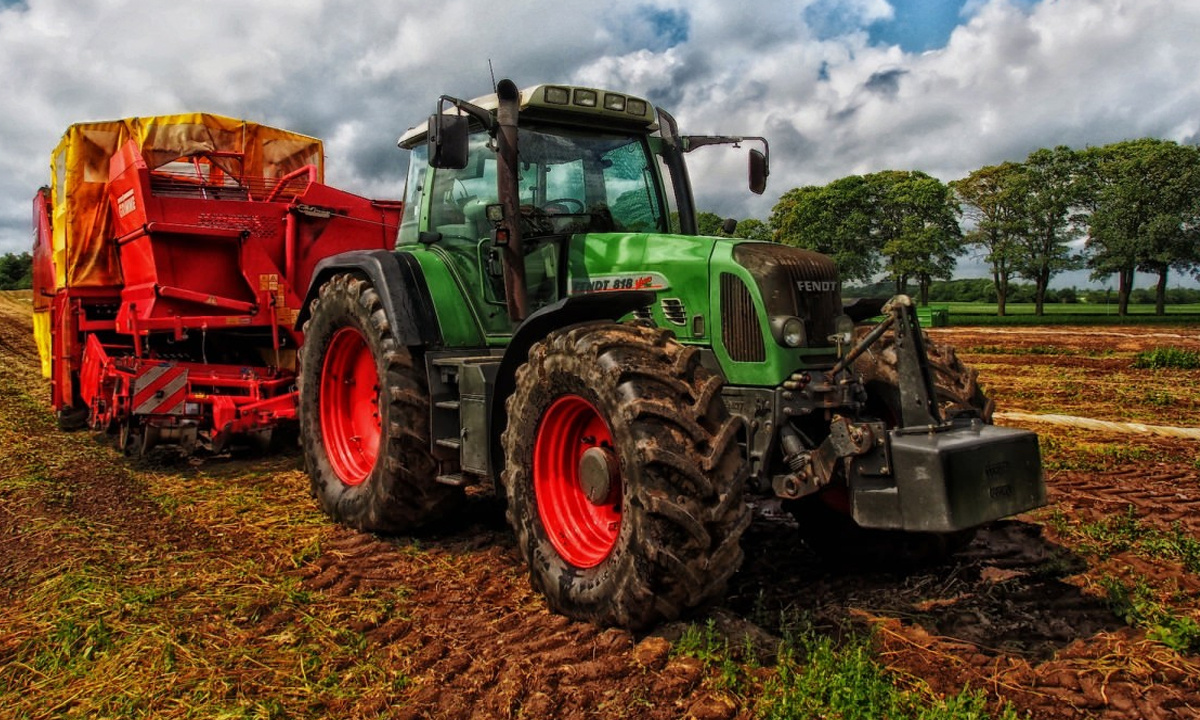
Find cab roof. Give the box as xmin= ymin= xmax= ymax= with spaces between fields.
xmin=397 ymin=84 xmax=658 ymax=148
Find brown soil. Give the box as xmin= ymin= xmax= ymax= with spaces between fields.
xmin=3 ymin=296 xmax=1199 ymax=719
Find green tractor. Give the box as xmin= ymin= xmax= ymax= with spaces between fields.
xmin=295 ymin=80 xmax=1045 ymax=629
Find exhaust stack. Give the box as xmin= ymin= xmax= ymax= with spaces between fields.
xmin=495 ymin=79 xmax=529 ymax=322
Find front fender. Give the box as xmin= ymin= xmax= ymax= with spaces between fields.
xmin=296 ymin=249 xmax=441 ymax=347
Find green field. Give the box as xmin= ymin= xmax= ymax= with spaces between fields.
xmin=937 ymin=302 xmax=1200 ymax=326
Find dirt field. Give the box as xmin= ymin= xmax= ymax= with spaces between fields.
xmin=1 ymin=289 xmax=1198 ymax=719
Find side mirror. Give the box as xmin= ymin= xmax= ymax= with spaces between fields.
xmin=749 ymin=148 xmax=768 ymax=195
xmin=428 ymin=113 xmax=470 ymax=169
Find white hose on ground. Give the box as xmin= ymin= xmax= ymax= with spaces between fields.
xmin=995 ymin=411 xmax=1200 ymax=440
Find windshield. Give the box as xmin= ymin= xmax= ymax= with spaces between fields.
xmin=417 ymin=124 xmax=668 ymax=243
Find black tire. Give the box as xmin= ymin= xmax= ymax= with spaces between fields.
xmin=56 ymin=405 xmax=89 ymax=431
xmin=787 ymin=329 xmax=989 ymax=566
xmin=502 ymin=322 xmax=750 ymax=630
xmin=298 ymin=273 xmax=461 ymax=533
xmin=851 ymin=326 xmax=994 ymax=422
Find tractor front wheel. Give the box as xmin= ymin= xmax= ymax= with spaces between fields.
xmin=502 ymin=323 xmax=749 ymax=630
xmin=298 ymin=274 xmax=461 ymax=532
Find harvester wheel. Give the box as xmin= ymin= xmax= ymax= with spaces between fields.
xmin=502 ymin=322 xmax=749 ymax=630
xmin=56 ymin=406 xmax=90 ymax=432
xmin=787 ymin=331 xmax=990 ymax=566
xmin=299 ymin=273 xmax=461 ymax=533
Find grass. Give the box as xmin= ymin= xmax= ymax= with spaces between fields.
xmin=945 ymin=301 xmax=1200 ymax=315
xmin=1038 ymin=434 xmax=1162 ymax=472
xmin=965 ymin=344 xmax=1115 ymax=357
xmin=672 ymin=617 xmax=1019 ymax=720
xmin=937 ymin=301 xmax=1200 ymax=326
xmin=1134 ymin=346 xmax=1200 ymax=370
xmin=1100 ymin=576 xmax=1200 ymax=655
xmin=1048 ymin=505 xmax=1200 ymax=574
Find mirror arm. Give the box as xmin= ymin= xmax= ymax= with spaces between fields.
xmin=683 ymin=134 xmax=769 ymax=159
xmin=437 ymin=95 xmax=497 ymax=134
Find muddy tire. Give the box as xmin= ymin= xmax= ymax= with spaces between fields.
xmin=788 ymin=329 xmax=989 ymax=566
xmin=298 ymin=274 xmax=461 ymax=533
xmin=502 ymin=322 xmax=749 ymax=629
xmin=852 ymin=327 xmax=994 ymax=422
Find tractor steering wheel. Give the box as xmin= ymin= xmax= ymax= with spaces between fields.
xmin=543 ymin=198 xmax=586 ymax=214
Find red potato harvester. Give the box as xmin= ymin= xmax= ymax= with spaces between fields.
xmin=32 ymin=114 xmax=401 ymax=454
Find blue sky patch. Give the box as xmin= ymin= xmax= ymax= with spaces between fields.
xmin=636 ymin=5 xmax=690 ymax=52
xmin=806 ymin=0 xmax=1042 ymax=53
xmin=868 ymin=0 xmax=968 ymax=52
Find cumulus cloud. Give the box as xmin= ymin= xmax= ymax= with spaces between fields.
xmin=2 ymin=0 xmax=1199 ymax=263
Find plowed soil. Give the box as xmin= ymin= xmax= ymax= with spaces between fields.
xmin=2 ymin=292 xmax=1198 ymax=719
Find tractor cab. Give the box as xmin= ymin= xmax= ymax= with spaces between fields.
xmin=397 ymin=86 xmax=675 ymax=334
xmin=395 ymin=82 xmax=767 ymax=336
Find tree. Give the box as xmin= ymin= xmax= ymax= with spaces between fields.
xmin=865 ymin=170 xmax=964 ymax=305
xmin=770 ymin=176 xmax=880 ymax=284
xmin=696 ymin=211 xmax=730 ymax=236
xmin=0 ymin=252 xmax=33 ymax=290
xmin=951 ymin=162 xmax=1027 ymax=316
xmin=733 ymin=218 xmax=772 ymax=242
xmin=1082 ymin=139 xmax=1200 ymax=315
xmin=1011 ymin=146 xmax=1086 ymax=316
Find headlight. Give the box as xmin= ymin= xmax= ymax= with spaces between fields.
xmin=831 ymin=314 xmax=855 ymax=345
xmin=770 ymin=315 xmax=806 ymax=347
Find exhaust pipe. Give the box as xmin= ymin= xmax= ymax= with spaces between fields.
xmin=495 ymin=79 xmax=529 ymax=322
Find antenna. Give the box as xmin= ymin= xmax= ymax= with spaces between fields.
xmin=488 ymin=59 xmax=497 ymax=92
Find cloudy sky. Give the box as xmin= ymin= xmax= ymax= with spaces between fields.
xmin=2 ymin=0 xmax=1198 ymax=286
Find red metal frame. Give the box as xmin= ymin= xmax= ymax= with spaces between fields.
xmin=39 ymin=135 xmax=401 ymax=452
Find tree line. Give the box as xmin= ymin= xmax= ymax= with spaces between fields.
xmin=847 ymin=277 xmax=1200 ymax=306
xmin=755 ymin=139 xmax=1200 ymax=316
xmin=0 ymin=252 xmax=32 ymax=291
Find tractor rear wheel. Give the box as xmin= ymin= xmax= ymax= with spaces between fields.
xmin=298 ymin=274 xmax=461 ymax=533
xmin=502 ymin=323 xmax=749 ymax=630
xmin=788 ymin=331 xmax=989 ymax=566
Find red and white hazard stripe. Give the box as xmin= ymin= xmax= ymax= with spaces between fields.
xmin=132 ymin=364 xmax=189 ymax=415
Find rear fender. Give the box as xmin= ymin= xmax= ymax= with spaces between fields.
xmin=296 ymin=249 xmax=440 ymax=347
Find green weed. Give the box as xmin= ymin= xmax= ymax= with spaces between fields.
xmin=1062 ymin=506 xmax=1200 ymax=573
xmin=1046 ymin=442 xmax=1156 ymax=472
xmin=1100 ymin=576 xmax=1200 ymax=654
xmin=757 ymin=616 xmax=1018 ymax=720
xmin=673 ymin=615 xmax=1018 ymax=720
xmin=1133 ymin=347 xmax=1200 ymax=370
xmin=673 ymin=619 xmax=751 ymax=696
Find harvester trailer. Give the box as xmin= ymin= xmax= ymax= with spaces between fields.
xmin=36 ymin=82 xmax=1046 ymax=630
xmin=33 ymin=114 xmax=401 ymax=454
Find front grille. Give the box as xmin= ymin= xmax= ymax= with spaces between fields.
xmin=720 ymin=273 xmax=765 ymax=362
xmin=732 ymin=243 xmax=841 ymax=348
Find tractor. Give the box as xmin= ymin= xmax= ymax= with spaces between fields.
xmin=295 ymin=80 xmax=1046 ymax=629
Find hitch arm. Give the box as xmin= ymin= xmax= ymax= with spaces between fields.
xmin=884 ymin=295 xmax=941 ymax=427
xmin=832 ymin=295 xmax=941 ymax=428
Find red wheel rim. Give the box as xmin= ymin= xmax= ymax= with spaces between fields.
xmin=319 ymin=326 xmax=381 ymax=485
xmin=533 ymin=395 xmax=621 ymax=568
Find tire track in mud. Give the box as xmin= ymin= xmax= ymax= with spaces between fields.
xmin=1050 ymin=464 xmax=1200 ymax=536
xmin=881 ymin=459 xmax=1200 ymax=720
xmin=292 ymin=523 xmax=720 ymax=719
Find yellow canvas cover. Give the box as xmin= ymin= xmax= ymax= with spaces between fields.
xmin=49 ymin=113 xmax=324 ymax=290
